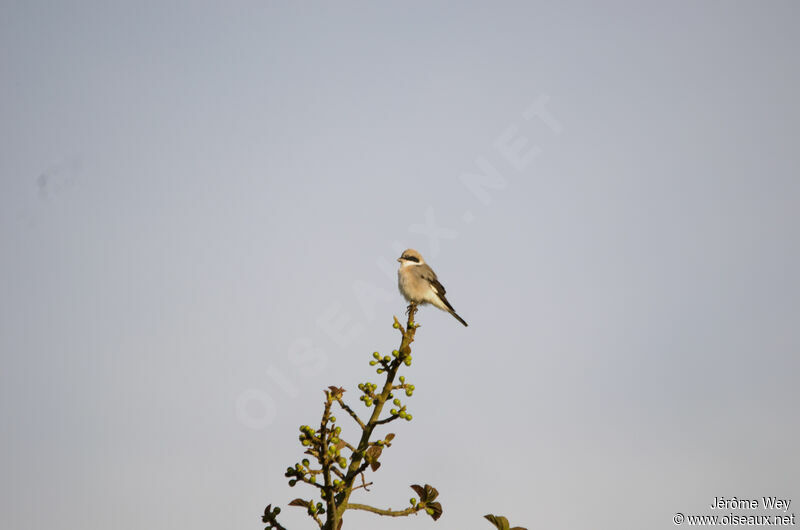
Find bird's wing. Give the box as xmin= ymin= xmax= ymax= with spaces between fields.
xmin=419 ymin=264 xmax=445 ymax=295
xmin=419 ymin=264 xmax=456 ymax=311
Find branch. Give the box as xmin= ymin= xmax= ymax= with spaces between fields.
xmin=318 ymin=392 xmax=340 ymax=529
xmin=347 ymin=308 xmax=417 ymax=473
xmin=351 ymin=471 xmax=373 ymax=492
xmin=299 ymin=475 xmax=323 ymax=489
xmin=345 ymin=503 xmax=422 ymax=517
xmin=374 ymin=414 xmax=401 ymax=425
xmin=335 ymin=397 xmax=366 ymax=430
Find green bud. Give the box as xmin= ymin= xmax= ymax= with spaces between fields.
xmin=390 ymin=408 xmax=398 ymax=415
xmin=289 ymin=479 xmax=297 ymax=487
xmin=406 ymin=414 xmax=413 ymax=421
xmin=369 ymin=360 xmax=376 ymax=366
xmin=399 ymin=376 xmax=405 ymax=383
xmin=393 ymin=398 xmax=401 ymax=406
xmin=405 ymin=389 xmax=412 ymax=397
xmin=329 ymin=416 xmax=336 ymax=423
xmin=373 ymin=352 xmax=380 ymax=359
xmin=383 ymin=355 xmax=391 ymax=362
xmin=302 ymin=459 xmax=309 ymax=467
xmin=410 ymin=498 xmax=417 ymax=506
xmin=309 ymin=476 xmax=316 ymax=483
xmin=377 ymin=368 xmax=384 ymax=373
xmin=425 ymin=507 xmax=434 ymax=515
xmin=393 ymin=322 xmax=400 ymax=329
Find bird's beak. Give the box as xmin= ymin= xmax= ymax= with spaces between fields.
xmin=397 ymin=258 xmax=402 ymax=262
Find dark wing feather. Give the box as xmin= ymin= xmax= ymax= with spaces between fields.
xmin=421 ymin=269 xmax=456 ymax=312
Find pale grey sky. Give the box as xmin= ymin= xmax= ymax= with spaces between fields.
xmin=1 ymin=2 xmax=799 ymax=530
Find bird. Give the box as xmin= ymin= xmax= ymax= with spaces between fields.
xmin=397 ymin=249 xmax=468 ymax=326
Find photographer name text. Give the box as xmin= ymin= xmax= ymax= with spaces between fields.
xmin=712 ymin=497 xmax=792 ymax=512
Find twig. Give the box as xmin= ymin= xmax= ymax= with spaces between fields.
xmin=335 ymin=397 xmax=366 ymax=430
xmin=374 ymin=414 xmax=401 ymax=425
xmin=345 ymin=503 xmax=422 ymax=517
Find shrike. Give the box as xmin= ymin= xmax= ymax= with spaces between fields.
xmin=397 ymin=249 xmax=468 ymax=327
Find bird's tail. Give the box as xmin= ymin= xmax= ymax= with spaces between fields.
xmin=450 ymin=310 xmax=468 ymax=327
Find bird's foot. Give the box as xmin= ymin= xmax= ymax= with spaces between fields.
xmin=405 ymin=302 xmax=417 ymax=315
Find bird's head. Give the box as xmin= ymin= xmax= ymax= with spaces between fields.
xmin=397 ymin=248 xmax=424 ymax=267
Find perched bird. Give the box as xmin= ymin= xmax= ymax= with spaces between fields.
xmin=397 ymin=249 xmax=468 ymax=326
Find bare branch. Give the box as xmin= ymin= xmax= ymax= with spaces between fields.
xmin=335 ymin=397 xmax=366 ymax=430
xmin=351 ymin=471 xmax=373 ymax=492
xmin=374 ymin=414 xmax=401 ymax=425
xmin=345 ymin=503 xmax=422 ymax=517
